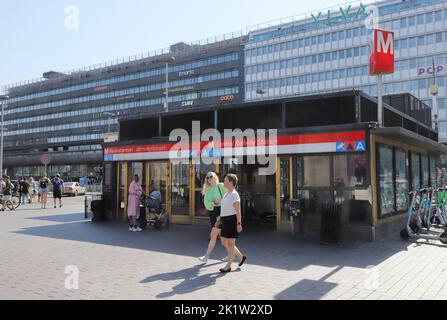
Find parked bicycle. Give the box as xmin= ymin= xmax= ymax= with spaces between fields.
xmin=0 ymin=192 xmax=20 ymax=211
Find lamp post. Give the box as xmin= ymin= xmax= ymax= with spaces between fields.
xmin=158 ymin=56 xmax=175 ymax=113
xmin=430 ymin=57 xmax=439 ymax=132
xmin=0 ymin=95 xmax=9 ymax=177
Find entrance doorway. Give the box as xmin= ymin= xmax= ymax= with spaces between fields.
xmin=222 ymin=160 xmax=277 ymax=229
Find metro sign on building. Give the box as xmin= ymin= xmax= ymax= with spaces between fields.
xmin=370 ymin=29 xmax=395 ymax=75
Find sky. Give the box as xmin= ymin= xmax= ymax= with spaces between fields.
xmin=0 ymin=0 xmax=376 ymax=91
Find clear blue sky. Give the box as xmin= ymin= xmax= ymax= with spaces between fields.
xmin=0 ymin=0 xmax=374 ymax=91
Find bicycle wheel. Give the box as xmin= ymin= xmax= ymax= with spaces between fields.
xmin=10 ymin=196 xmax=20 ymax=210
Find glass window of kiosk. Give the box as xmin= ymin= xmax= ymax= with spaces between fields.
xmin=378 ymin=145 xmax=395 ymax=216
xmin=411 ymin=153 xmax=421 ymax=191
xmin=430 ymin=156 xmax=438 ymax=188
xmin=421 ymin=155 xmax=429 ymax=188
xmin=395 ymin=149 xmax=409 ymax=212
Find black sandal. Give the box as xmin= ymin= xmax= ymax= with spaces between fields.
xmin=219 ymin=268 xmax=232 ymax=273
xmin=239 ymin=256 xmax=247 ymax=267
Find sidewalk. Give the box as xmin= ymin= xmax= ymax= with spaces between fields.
xmin=0 ymin=196 xmax=447 ymax=300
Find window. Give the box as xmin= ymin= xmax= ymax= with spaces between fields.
xmin=426 ymin=34 xmax=435 ymax=45
xmin=378 ymin=145 xmax=395 ymax=216
xmin=334 ymin=154 xmax=368 ymax=188
xmin=421 ymin=155 xmax=429 ymax=188
xmin=346 ymin=29 xmax=352 ymax=39
xmin=338 ymin=30 xmax=345 ymax=40
xmin=434 ymin=10 xmax=443 ymax=22
xmin=395 ymin=149 xmax=409 ymax=212
xmin=302 ymin=156 xmax=330 ymax=187
xmin=400 ymin=18 xmax=407 ymax=28
xmin=400 ymin=38 xmax=408 ymax=49
xmin=411 ymin=153 xmax=421 ymax=191
xmin=408 ymin=37 xmax=417 ymax=48
xmin=408 ymin=16 xmax=416 ymax=26
xmin=417 ymin=14 xmax=424 ymax=25
xmin=436 ymin=32 xmax=443 ymax=43
xmin=331 ymin=32 xmax=338 ymax=42
xmin=417 ymin=36 xmax=425 ymax=46
xmin=426 ymin=12 xmax=433 ymax=23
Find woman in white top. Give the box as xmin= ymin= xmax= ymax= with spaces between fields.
xmin=214 ymin=174 xmax=247 ymax=273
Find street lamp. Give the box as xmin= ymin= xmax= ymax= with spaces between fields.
xmin=0 ymin=95 xmax=9 ymax=177
xmin=103 ymin=111 xmax=117 ymax=133
xmin=156 ymin=56 xmax=175 ymax=113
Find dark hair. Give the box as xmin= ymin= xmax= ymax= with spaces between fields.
xmin=225 ymin=174 xmax=238 ymax=187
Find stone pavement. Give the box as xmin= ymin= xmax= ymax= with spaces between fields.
xmin=1 ymin=196 xmax=447 ymax=300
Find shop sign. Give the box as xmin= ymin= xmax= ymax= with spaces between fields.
xmin=418 ymin=65 xmax=445 ymax=76
xmin=312 ymin=3 xmax=372 ymax=28
xmin=94 ymin=86 xmax=109 ymax=92
xmin=370 ymin=29 xmax=395 ymax=75
xmin=179 ymin=70 xmax=195 ymax=77
xmin=220 ymin=95 xmax=235 ymax=102
xmin=336 ymin=141 xmax=366 ymax=152
xmin=104 ymin=132 xmax=119 ymax=143
xmin=181 ymin=101 xmax=194 ymax=107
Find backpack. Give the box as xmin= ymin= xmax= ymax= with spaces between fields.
xmin=40 ymin=179 xmax=48 ymax=189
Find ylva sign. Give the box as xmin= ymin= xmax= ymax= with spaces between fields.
xmin=370 ymin=29 xmax=395 ymax=75
xmin=418 ymin=65 xmax=445 ymax=76
xmin=312 ymin=3 xmax=372 ymax=27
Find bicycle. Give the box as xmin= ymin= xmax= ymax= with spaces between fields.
xmin=0 ymin=194 xmax=16 ymax=211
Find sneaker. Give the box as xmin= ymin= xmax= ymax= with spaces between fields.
xmin=198 ymin=256 xmax=208 ymax=264
xmin=135 ymin=227 xmax=143 ymax=232
xmin=129 ymin=227 xmax=134 ymax=231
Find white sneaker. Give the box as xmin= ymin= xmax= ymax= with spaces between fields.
xmin=129 ymin=227 xmax=134 ymax=231
xmin=198 ymin=256 xmax=208 ymax=264
xmin=135 ymin=227 xmax=143 ymax=232
xmin=131 ymin=227 xmax=138 ymax=232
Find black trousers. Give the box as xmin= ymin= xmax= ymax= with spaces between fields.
xmin=208 ymin=207 xmax=220 ymax=228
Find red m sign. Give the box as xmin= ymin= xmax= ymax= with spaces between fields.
xmin=370 ymin=29 xmax=395 ymax=75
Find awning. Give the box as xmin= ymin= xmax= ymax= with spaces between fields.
xmin=374 ymin=127 xmax=447 ymax=155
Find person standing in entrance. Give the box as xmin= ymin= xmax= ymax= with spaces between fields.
xmin=39 ymin=174 xmax=50 ymax=209
xmin=19 ymin=177 xmax=30 ymax=206
xmin=51 ymin=174 xmax=64 ymax=208
xmin=217 ymin=174 xmax=246 ymax=273
xmin=128 ymin=174 xmax=143 ymax=232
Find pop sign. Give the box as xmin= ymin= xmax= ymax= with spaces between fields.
xmin=370 ymin=29 xmax=395 ymax=75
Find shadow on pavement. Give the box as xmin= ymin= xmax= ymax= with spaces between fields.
xmin=27 ymin=213 xmax=85 ymax=223
xmin=141 ymin=263 xmax=230 ymax=298
xmin=13 ymin=212 xmax=413 ymax=274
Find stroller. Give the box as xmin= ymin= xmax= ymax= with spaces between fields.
xmin=140 ymin=190 xmax=169 ymax=230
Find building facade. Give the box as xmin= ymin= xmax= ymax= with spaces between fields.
xmin=4 ymin=0 xmax=447 ymax=181
xmin=4 ymin=36 xmax=246 ymax=180
xmin=244 ymin=0 xmax=447 ymax=140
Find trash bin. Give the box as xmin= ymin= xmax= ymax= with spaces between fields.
xmin=91 ymin=200 xmax=104 ymax=222
xmin=320 ymin=203 xmax=342 ymax=244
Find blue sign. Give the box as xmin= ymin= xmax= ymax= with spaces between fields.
xmin=336 ymin=142 xmax=346 ymax=152
xmin=355 ymin=141 xmax=366 ymax=152
xmin=104 ymin=154 xmax=113 ymax=161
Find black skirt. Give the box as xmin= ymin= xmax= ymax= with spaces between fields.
xmin=220 ymin=215 xmax=238 ymax=239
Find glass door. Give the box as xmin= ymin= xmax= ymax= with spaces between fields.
xmin=148 ymin=162 xmax=169 ymax=218
xmin=171 ymin=161 xmax=192 ymax=224
xmin=277 ymin=156 xmax=292 ymax=230
xmin=193 ymin=162 xmax=220 ymax=221
xmin=117 ymin=162 xmax=128 ymax=220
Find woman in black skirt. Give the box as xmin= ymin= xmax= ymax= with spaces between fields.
xmin=215 ymin=174 xmax=247 ymax=273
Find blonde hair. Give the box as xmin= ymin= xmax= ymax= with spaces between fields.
xmin=202 ymin=172 xmax=219 ymax=195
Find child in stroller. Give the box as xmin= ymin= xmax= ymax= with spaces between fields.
xmin=140 ymin=190 xmax=169 ymax=230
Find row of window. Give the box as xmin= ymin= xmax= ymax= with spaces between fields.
xmin=7 ymin=53 xmax=240 ymax=105
xmin=6 ymin=70 xmax=239 ymax=117
xmin=395 ymin=32 xmax=445 ymax=50
xmin=246 ymin=31 xmax=447 ymax=73
xmin=246 ymin=46 xmax=369 ymax=75
xmin=378 ymin=144 xmax=438 ymax=217
xmin=246 ymin=29 xmax=370 ymax=58
xmin=6 ymin=86 xmax=239 ymax=131
xmin=249 ymin=1 xmax=445 ymax=43
xmin=5 ymin=119 xmax=117 ymax=137
xmin=48 ymin=134 xmax=104 ymax=144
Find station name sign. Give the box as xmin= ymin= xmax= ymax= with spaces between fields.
xmin=311 ymin=3 xmax=372 ymax=28
xmin=418 ymin=65 xmax=445 ymax=76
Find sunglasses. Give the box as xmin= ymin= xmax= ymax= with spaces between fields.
xmin=206 ymin=176 xmax=213 ymax=180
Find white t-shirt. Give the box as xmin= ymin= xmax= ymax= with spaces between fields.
xmin=220 ymin=190 xmax=240 ymax=217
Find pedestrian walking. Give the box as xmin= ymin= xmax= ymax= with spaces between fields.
xmin=19 ymin=177 xmax=30 ymax=206
xmin=51 ymin=174 xmax=64 ymax=208
xmin=216 ymin=174 xmax=246 ymax=273
xmin=39 ymin=175 xmax=50 ymax=209
xmin=128 ymin=174 xmax=143 ymax=232
xmin=197 ymin=172 xmax=242 ymax=264
xmin=2 ymin=176 xmax=13 ymax=211
xmin=28 ymin=177 xmax=35 ymax=204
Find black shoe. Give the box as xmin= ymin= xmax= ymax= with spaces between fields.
xmin=238 ymin=256 xmax=247 ymax=267
xmin=219 ymin=268 xmax=232 ymax=273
